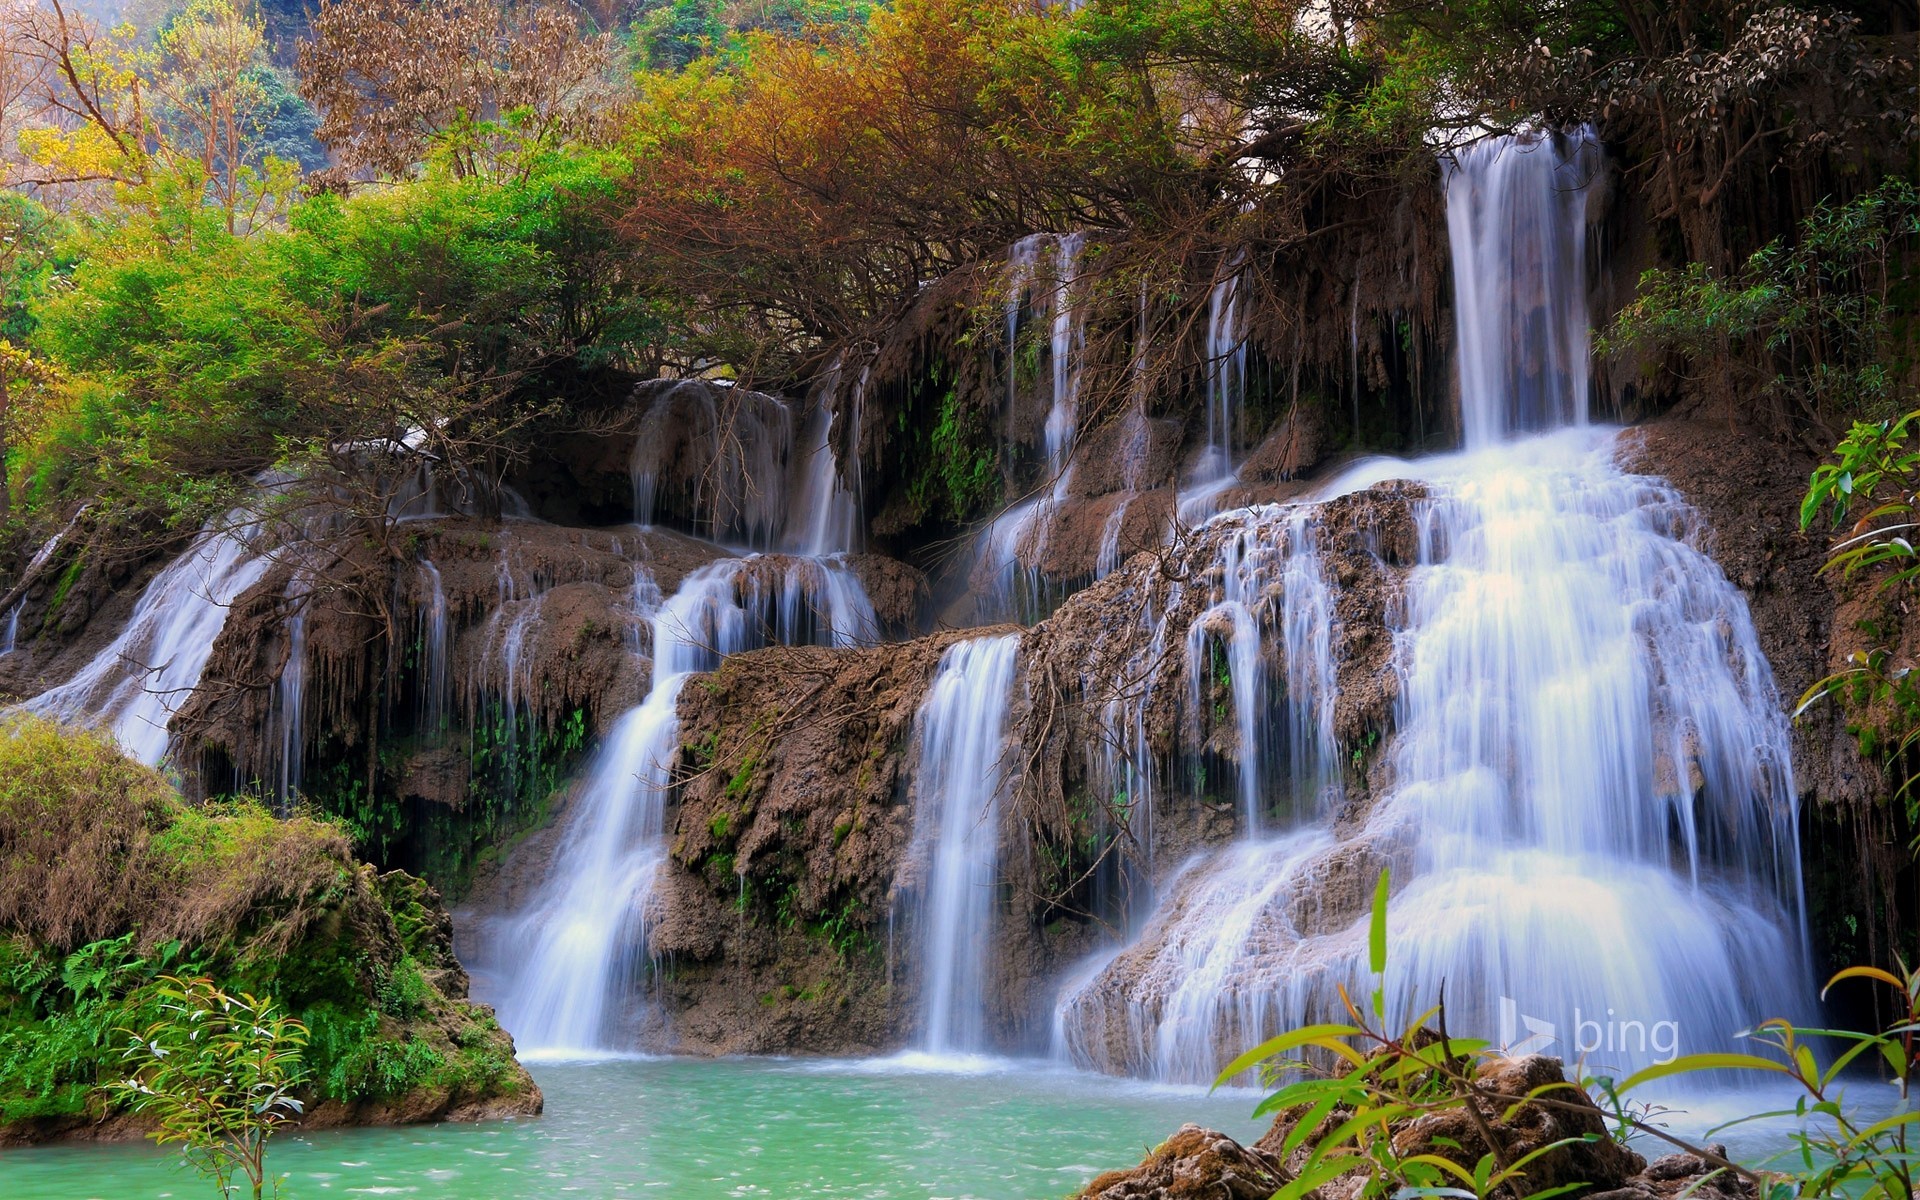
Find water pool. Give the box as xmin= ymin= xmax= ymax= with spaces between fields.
xmin=0 ymin=1055 xmax=1265 ymax=1199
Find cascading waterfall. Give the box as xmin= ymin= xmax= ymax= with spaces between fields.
xmin=23 ymin=502 xmax=275 ymax=766
xmin=416 ymin=559 xmax=451 ymax=737
xmin=1446 ymin=129 xmax=1599 ymax=448
xmin=488 ymin=553 xmax=878 ymax=1055
xmin=1055 ymin=127 xmax=1814 ymax=1084
xmin=901 ymin=634 xmax=1023 ymax=1058
xmin=268 ymin=580 xmax=308 ymax=808
xmin=981 ymin=234 xmax=1090 ymax=612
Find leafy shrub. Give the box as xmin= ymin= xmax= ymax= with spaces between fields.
xmin=110 ymin=976 xmax=308 ymax=1200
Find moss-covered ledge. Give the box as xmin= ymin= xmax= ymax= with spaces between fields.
xmin=0 ymin=716 xmax=539 ymax=1146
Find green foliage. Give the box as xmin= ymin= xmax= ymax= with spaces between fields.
xmin=633 ymin=0 xmax=729 ymax=70
xmin=302 ymin=1004 xmax=444 ymax=1102
xmin=110 ymin=976 xmax=308 ymax=1200
xmin=18 ymin=147 xmax=657 ymax=533
xmin=0 ymin=717 xmax=515 ymax=1134
xmin=1606 ymin=179 xmax=1919 ymax=430
xmin=1797 ymin=412 xmax=1920 ymax=836
xmin=1218 ymin=869 xmax=1576 ymax=1200
xmin=809 ymin=895 xmax=875 ymax=963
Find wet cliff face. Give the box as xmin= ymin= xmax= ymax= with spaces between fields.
xmin=172 ymin=519 xmax=723 ymax=889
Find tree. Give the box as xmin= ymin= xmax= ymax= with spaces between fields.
xmin=296 ymin=0 xmax=613 ymax=182
xmin=3 ymin=0 xmax=300 ymax=232
xmin=110 ymin=976 xmax=309 ymax=1200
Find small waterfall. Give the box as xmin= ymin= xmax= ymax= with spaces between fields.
xmin=1444 ymin=127 xmax=1601 ymax=448
xmin=1195 ymin=261 xmax=1248 ymax=486
xmin=0 ymin=601 xmax=19 ymax=656
xmin=474 ymin=555 xmax=547 ymax=757
xmin=904 ymin=633 xmax=1022 ymax=1058
xmin=1004 ymin=234 xmax=1047 ymax=428
xmin=267 ymin=582 xmax=307 ymax=807
xmin=491 ymin=670 xmax=685 ymax=1057
xmin=23 ymin=504 xmax=274 ymax=766
xmin=980 ymin=234 xmax=1091 ymax=614
xmin=631 ymin=380 xmax=795 ymax=548
xmin=416 ymin=559 xmax=451 ymax=737
xmin=1054 ymin=128 xmax=1812 ymax=1084
xmin=489 ymin=553 xmax=877 ymax=1054
xmin=785 ymin=374 xmax=861 ymax=558
xmin=1176 ymin=261 xmax=1253 ymax=526
xmin=1042 ymin=233 xmax=1088 ymax=484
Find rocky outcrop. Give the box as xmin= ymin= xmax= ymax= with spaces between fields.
xmin=642 ymin=632 xmax=980 ymax=1054
xmin=167 ymin=518 xmax=724 ymax=884
xmin=0 ymin=716 xmax=538 ymax=1146
xmin=1010 ymin=477 xmax=1425 ymax=906
xmin=1078 ymin=1124 xmax=1290 ymax=1200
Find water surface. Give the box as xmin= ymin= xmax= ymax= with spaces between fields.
xmin=0 ymin=1056 xmax=1264 ymax=1199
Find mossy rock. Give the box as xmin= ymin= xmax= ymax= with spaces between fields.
xmin=0 ymin=716 xmax=540 ymax=1144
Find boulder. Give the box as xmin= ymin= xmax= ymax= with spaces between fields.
xmin=1078 ymin=1124 xmax=1290 ymax=1200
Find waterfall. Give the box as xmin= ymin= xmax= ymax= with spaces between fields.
xmin=1054 ymin=128 xmax=1812 ymax=1084
xmin=904 ymin=633 xmax=1023 ymax=1058
xmin=1195 ymin=261 xmax=1248 ymax=486
xmin=1445 ymin=128 xmax=1601 ymax=448
xmin=631 ymin=380 xmax=795 ymax=548
xmin=1043 ymin=233 xmax=1088 ymax=484
xmin=786 ymin=373 xmax=861 ymax=558
xmin=980 ymin=234 xmax=1090 ymax=614
xmin=488 ymin=553 xmax=878 ymax=1055
xmin=416 ymin=559 xmax=451 ymax=737
xmin=268 ymin=582 xmax=307 ymax=807
xmin=23 ymin=504 xmax=274 ymax=766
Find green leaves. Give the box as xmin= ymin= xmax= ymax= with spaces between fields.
xmin=110 ymin=975 xmax=308 ymax=1200
xmin=1370 ymin=866 xmax=1391 ymax=1018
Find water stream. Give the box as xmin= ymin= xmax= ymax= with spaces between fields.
xmin=22 ymin=501 xmax=277 ymax=766
xmin=901 ymin=633 xmax=1024 ymax=1058
xmin=0 ymin=1058 xmax=1265 ymax=1200
xmin=485 ymin=555 xmax=878 ymax=1055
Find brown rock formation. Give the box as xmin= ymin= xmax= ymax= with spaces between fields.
xmin=646 ymin=631 xmax=985 ymax=1054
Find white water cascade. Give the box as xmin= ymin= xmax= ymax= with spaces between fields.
xmin=416 ymin=559 xmax=451 ymax=738
xmin=24 ymin=503 xmax=275 ymax=766
xmin=980 ymin=233 xmax=1089 ymax=612
xmin=1176 ymin=260 xmax=1254 ymax=526
xmin=902 ymin=633 xmax=1023 ymax=1058
xmin=786 ymin=376 xmax=862 ymax=558
xmin=1055 ymin=127 xmax=1813 ymax=1084
xmin=489 ymin=554 xmax=879 ymax=1055
xmin=1447 ymin=129 xmax=1599 ymax=448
